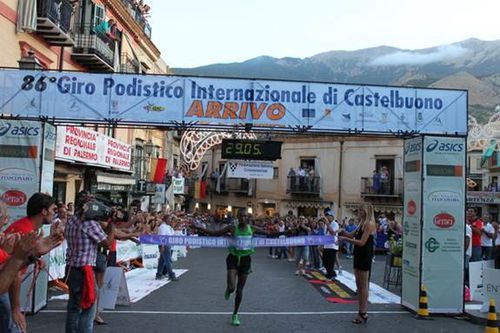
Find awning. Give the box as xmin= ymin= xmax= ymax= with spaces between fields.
xmin=283 ymin=200 xmax=333 ymax=209
xmin=96 ymin=171 xmax=135 ymax=185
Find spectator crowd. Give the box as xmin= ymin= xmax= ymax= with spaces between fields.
xmin=2 ymin=192 xmax=500 ymax=332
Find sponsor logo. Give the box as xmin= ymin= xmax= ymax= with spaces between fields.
xmin=407 ymin=200 xmax=416 ymax=216
xmin=425 ymin=237 xmax=440 ymax=253
xmin=403 ymin=221 xmax=410 ymax=236
xmin=144 ymin=103 xmax=165 ymax=112
xmin=0 ymin=123 xmax=40 ymax=137
xmin=425 ymin=139 xmax=464 ymax=153
xmin=405 ymin=181 xmax=419 ymax=192
xmin=404 ymin=142 xmax=421 ymax=154
xmin=44 ymin=130 xmax=57 ymax=141
xmin=0 ymin=123 xmax=11 ymax=136
xmin=433 ymin=212 xmax=455 ymax=228
xmin=428 ymin=191 xmax=461 ymax=204
xmin=1 ymin=190 xmax=27 ymax=206
xmin=0 ymin=168 xmax=35 ymax=183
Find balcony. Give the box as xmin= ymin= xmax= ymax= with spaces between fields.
xmin=287 ymin=176 xmax=320 ymax=196
xmin=72 ymin=24 xmax=116 ymax=72
xmin=120 ymin=0 xmax=152 ymax=39
xmin=211 ymin=178 xmax=255 ymax=195
xmin=361 ymin=177 xmax=403 ymax=198
xmin=120 ymin=54 xmax=140 ymax=73
xmin=36 ymin=0 xmax=75 ymax=46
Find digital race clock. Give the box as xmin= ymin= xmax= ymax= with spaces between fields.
xmin=221 ymin=139 xmax=282 ymax=161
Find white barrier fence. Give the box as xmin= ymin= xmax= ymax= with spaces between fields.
xmin=47 ymin=239 xmax=188 ymax=280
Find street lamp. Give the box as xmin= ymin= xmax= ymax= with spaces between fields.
xmin=144 ymin=140 xmax=154 ymax=156
xmin=18 ymin=49 xmax=42 ymax=70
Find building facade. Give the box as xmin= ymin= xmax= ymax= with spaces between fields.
xmin=193 ymin=136 xmax=404 ymax=222
xmin=0 ymin=0 xmax=176 ymax=207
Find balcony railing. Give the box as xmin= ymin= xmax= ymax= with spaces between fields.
xmin=120 ymin=0 xmax=152 ymax=39
xmin=72 ymin=24 xmax=116 ymax=72
xmin=287 ymin=176 xmax=320 ymax=196
xmin=36 ymin=0 xmax=75 ymax=46
xmin=210 ymin=178 xmax=255 ymax=195
xmin=361 ymin=177 xmax=403 ymax=197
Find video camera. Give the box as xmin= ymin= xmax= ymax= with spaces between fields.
xmin=75 ymin=191 xmax=112 ymax=221
xmin=83 ymin=200 xmax=112 ymax=221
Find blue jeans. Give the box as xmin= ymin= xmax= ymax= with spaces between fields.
xmin=0 ymin=292 xmax=19 ymax=333
xmin=346 ymin=242 xmax=354 ymax=256
xmin=65 ymin=268 xmax=97 ymax=333
xmin=156 ymin=246 xmax=175 ymax=279
xmin=471 ymin=246 xmax=482 ymax=262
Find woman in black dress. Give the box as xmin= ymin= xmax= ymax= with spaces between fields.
xmin=339 ymin=203 xmax=376 ymax=324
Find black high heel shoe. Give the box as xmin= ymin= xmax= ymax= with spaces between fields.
xmin=352 ymin=312 xmax=368 ymax=324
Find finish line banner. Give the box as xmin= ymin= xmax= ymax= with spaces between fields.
xmin=0 ymin=68 xmax=467 ymax=135
xmin=139 ymin=235 xmax=334 ymax=248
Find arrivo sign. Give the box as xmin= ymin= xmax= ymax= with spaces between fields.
xmin=407 ymin=200 xmax=416 ymax=216
xmin=1 ymin=190 xmax=27 ymax=206
xmin=433 ymin=212 xmax=455 ymax=228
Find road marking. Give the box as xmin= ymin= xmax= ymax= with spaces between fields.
xmin=41 ymin=310 xmax=408 ymax=315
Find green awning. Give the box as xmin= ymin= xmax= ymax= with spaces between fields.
xmin=481 ymin=140 xmax=497 ymax=167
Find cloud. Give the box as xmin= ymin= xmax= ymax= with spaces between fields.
xmin=370 ymin=45 xmax=469 ymax=66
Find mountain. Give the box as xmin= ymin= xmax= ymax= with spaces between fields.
xmin=174 ymin=38 xmax=500 ymax=123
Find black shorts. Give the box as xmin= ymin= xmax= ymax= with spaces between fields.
xmin=107 ymin=250 xmax=117 ymax=267
xmin=226 ymin=253 xmax=252 ymax=275
xmin=95 ymin=252 xmax=108 ymax=273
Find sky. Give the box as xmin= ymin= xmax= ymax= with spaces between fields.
xmin=147 ymin=0 xmax=499 ymax=68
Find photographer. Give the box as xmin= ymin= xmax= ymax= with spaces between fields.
xmin=64 ymin=192 xmax=114 ymax=333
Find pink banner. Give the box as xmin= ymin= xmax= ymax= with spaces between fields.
xmin=56 ymin=126 xmax=131 ymax=171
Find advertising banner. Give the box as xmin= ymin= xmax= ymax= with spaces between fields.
xmin=141 ymin=244 xmax=160 ymax=269
xmin=116 ymin=240 xmax=141 ymax=263
xmin=481 ymin=267 xmax=500 ymax=312
xmin=40 ymin=123 xmax=56 ymax=194
xmin=172 ymin=177 xmax=185 ymax=194
xmin=139 ymin=235 xmax=335 ymax=248
xmin=103 ymin=136 xmax=132 ymax=171
xmin=402 ymin=136 xmax=423 ymax=311
xmin=422 ymin=136 xmax=465 ymax=313
xmin=55 ymin=126 xmax=131 ymax=171
xmin=0 ymin=120 xmax=43 ymax=222
xmin=466 ymin=191 xmax=500 ymax=204
xmin=227 ymin=160 xmax=274 ymax=179
xmin=151 ymin=184 xmax=166 ymax=204
xmin=0 ymin=69 xmax=467 ymax=135
xmin=48 ymin=240 xmax=67 ymax=281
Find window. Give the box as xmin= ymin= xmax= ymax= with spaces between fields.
xmin=273 ymin=167 xmax=279 ymax=179
xmin=375 ymin=158 xmax=395 ymax=195
xmin=93 ymin=4 xmax=105 ymax=28
xmin=173 ymin=156 xmax=178 ymax=170
xmin=300 ymin=158 xmax=315 ymax=169
xmin=133 ymin=145 xmax=144 ymax=179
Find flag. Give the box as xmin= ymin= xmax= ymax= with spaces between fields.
xmin=200 ymin=180 xmax=207 ymax=199
xmin=194 ymin=180 xmax=201 ymax=199
xmin=481 ymin=140 xmax=497 ymax=167
xmin=150 ymin=158 xmax=167 ymax=183
xmin=216 ymin=163 xmax=228 ymax=193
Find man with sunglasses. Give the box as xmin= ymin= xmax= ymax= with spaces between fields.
xmin=1 ymin=193 xmax=64 ymax=333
